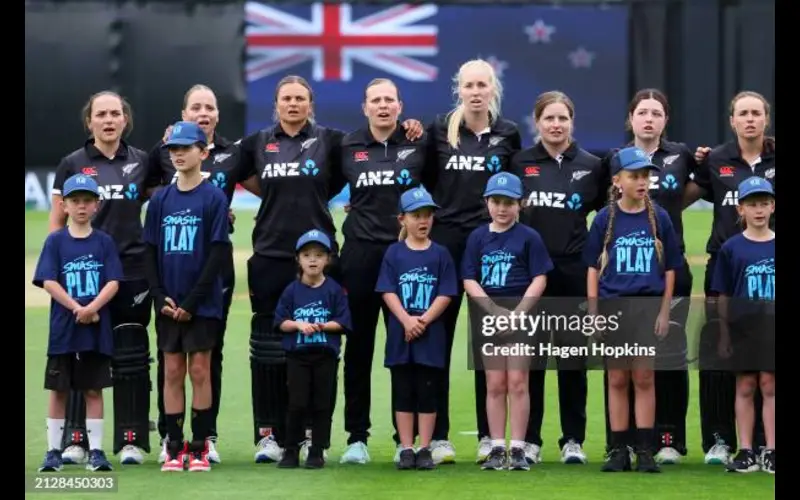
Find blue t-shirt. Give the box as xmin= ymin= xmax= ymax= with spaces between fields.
xmin=33 ymin=228 xmax=123 ymax=357
xmin=583 ymin=203 xmax=683 ymax=298
xmin=143 ymin=181 xmax=230 ymax=319
xmin=461 ymin=223 xmax=554 ymax=297
xmin=274 ymin=277 xmax=352 ymax=356
xmin=375 ymin=241 xmax=459 ymax=368
xmin=711 ymin=233 xmax=775 ymax=319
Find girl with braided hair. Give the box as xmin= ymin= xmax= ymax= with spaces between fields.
xmin=582 ymin=147 xmax=683 ymax=474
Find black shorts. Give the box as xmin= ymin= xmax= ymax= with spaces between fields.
xmin=156 ymin=316 xmax=220 ymax=354
xmin=598 ymin=296 xmax=662 ymax=370
xmin=44 ymin=352 xmax=112 ymax=392
xmin=728 ymin=314 xmax=775 ymax=373
xmin=390 ymin=363 xmax=442 ymax=414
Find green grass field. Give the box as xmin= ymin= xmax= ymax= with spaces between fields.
xmin=23 ymin=209 xmax=775 ymax=499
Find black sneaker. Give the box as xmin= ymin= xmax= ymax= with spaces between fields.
xmin=481 ymin=447 xmax=507 ymax=470
xmin=761 ymin=449 xmax=774 ymax=474
xmin=601 ymin=447 xmax=632 ymax=472
xmin=396 ymin=448 xmax=416 ymax=470
xmin=726 ymin=449 xmax=759 ymax=473
xmin=509 ymin=447 xmax=529 ymax=471
xmin=635 ymin=449 xmax=661 ymax=473
xmin=415 ymin=447 xmax=435 ymax=470
xmin=278 ymin=448 xmax=300 ymax=468
xmin=305 ymin=446 xmax=325 ymax=469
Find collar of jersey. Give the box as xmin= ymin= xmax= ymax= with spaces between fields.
xmin=350 ymin=122 xmax=407 ymax=146
xmin=530 ymin=140 xmax=580 ymax=161
xmin=84 ymin=138 xmax=128 ymax=160
xmin=275 ymin=121 xmax=314 ymax=139
xmin=721 ymin=139 xmax=774 ymax=162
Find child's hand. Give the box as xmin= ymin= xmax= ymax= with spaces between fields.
xmin=91 ymin=313 xmax=100 ymax=323
xmin=654 ymin=311 xmax=670 ymax=339
xmin=161 ymin=297 xmax=178 ymax=317
xmin=403 ymin=316 xmax=426 ymax=341
xmin=73 ymin=306 xmax=95 ymax=324
xmin=299 ymin=322 xmax=318 ymax=335
xmin=173 ymin=307 xmax=192 ymax=322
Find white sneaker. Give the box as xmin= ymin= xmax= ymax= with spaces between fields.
xmin=476 ymin=436 xmax=492 ymax=464
xmin=254 ymin=435 xmax=283 ymax=463
xmin=430 ymin=440 xmax=456 ymax=464
xmin=300 ymin=439 xmax=311 ymax=462
xmin=62 ymin=445 xmax=87 ymax=465
xmin=393 ymin=444 xmax=404 ymax=464
xmin=524 ymin=442 xmax=542 ymax=465
xmin=157 ymin=439 xmax=169 ymax=464
xmin=119 ymin=445 xmax=145 ymax=465
xmin=206 ymin=440 xmax=220 ymax=464
xmin=561 ymin=440 xmax=587 ymax=464
xmin=339 ymin=441 xmax=370 ymax=464
xmin=705 ymin=442 xmax=731 ymax=465
xmin=655 ymin=446 xmax=681 ymax=465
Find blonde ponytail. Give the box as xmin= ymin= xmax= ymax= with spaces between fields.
xmin=399 ymin=225 xmax=408 ymax=241
xmin=446 ymin=105 xmax=466 ymax=149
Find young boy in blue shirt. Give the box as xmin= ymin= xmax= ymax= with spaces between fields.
xmin=34 ymin=174 xmax=123 ymax=473
xmin=143 ymin=122 xmax=231 ymax=472
xmin=711 ymin=177 xmax=775 ymax=474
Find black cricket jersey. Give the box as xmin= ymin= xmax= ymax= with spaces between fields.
xmin=53 ymin=139 xmax=155 ymax=280
xmin=341 ymin=123 xmax=430 ymax=244
xmin=603 ymin=140 xmax=697 ymax=254
xmin=512 ymin=141 xmax=607 ymax=258
xmin=148 ymin=134 xmax=245 ymax=207
xmin=423 ymin=115 xmax=521 ymax=232
xmin=693 ymin=140 xmax=776 ymax=255
xmin=239 ymin=122 xmax=346 ymax=259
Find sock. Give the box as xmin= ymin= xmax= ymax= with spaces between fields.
xmin=491 ymin=439 xmax=506 ymax=449
xmin=510 ymin=440 xmax=526 ymax=450
xmin=191 ymin=407 xmax=212 ymax=443
xmin=166 ymin=413 xmax=184 ymax=444
xmin=46 ymin=418 xmax=65 ymax=451
xmin=86 ymin=419 xmax=103 ymax=451
xmin=636 ymin=428 xmax=656 ymax=452
xmin=611 ymin=431 xmax=628 ymax=449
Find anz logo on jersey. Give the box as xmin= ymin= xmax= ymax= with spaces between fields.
xmin=649 ymin=174 xmax=679 ymax=191
xmin=525 ymin=191 xmax=583 ymax=211
xmin=355 ymin=168 xmax=413 ymax=188
xmin=444 ymin=155 xmax=502 ymax=173
xmin=261 ymin=160 xmax=319 ymax=179
xmin=97 ymin=183 xmax=139 ymax=201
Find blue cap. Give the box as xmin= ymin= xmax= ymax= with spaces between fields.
xmin=738 ymin=176 xmax=774 ymax=202
xmin=611 ymin=147 xmax=660 ymax=175
xmin=399 ymin=187 xmax=439 ymax=213
xmin=296 ymin=229 xmax=332 ymax=253
xmin=484 ymin=172 xmax=523 ymax=199
xmin=163 ymin=121 xmax=207 ymax=147
xmin=62 ymin=174 xmax=100 ymax=198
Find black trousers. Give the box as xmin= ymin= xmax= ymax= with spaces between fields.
xmin=427 ymin=223 xmax=472 ymax=442
xmin=340 ymin=239 xmax=391 ymax=446
xmin=603 ymin=258 xmax=693 ymax=453
xmin=700 ymin=253 xmax=764 ymax=453
xmin=523 ymin=256 xmax=588 ymax=449
xmin=285 ymin=349 xmax=338 ymax=451
xmin=156 ymin=247 xmax=234 ymax=441
xmin=247 ymin=251 xmax=342 ymax=447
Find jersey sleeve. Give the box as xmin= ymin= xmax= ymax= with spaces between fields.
xmin=209 ymin=191 xmax=232 ymax=244
xmin=507 ymin=150 xmax=526 ymax=183
xmin=273 ymin=284 xmax=295 ymax=332
xmin=437 ymin=246 xmax=459 ymax=297
xmin=102 ymin=234 xmax=124 ymax=283
xmin=710 ymin=245 xmax=733 ymax=295
xmin=142 ymin=192 xmax=161 ymax=246
xmin=330 ymin=284 xmax=353 ymax=334
xmin=508 ymin=126 xmax=522 ymax=154
xmin=592 ymin=157 xmax=613 ymax=213
xmin=461 ymin=229 xmax=481 ymax=281
xmin=421 ymin=120 xmax=439 ymax=193
xmin=658 ymin=210 xmax=684 ymax=272
xmin=582 ymin=209 xmax=607 ymax=269
xmin=375 ymin=246 xmax=398 ymax=294
xmin=692 ymin=155 xmax=712 ymax=192
xmin=51 ymin=156 xmax=75 ymax=195
xmin=527 ymin=230 xmax=555 ymax=278
xmin=327 ymin=128 xmax=347 ymax=199
xmin=32 ymin=234 xmax=60 ymax=288
xmin=238 ymin=132 xmax=260 ymax=181
xmin=145 ymin=141 xmax=167 ymax=190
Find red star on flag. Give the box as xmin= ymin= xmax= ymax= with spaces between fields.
xmin=568 ymin=47 xmax=595 ymax=68
xmin=524 ymin=19 xmax=555 ymax=43
xmin=484 ymin=55 xmax=509 ymax=78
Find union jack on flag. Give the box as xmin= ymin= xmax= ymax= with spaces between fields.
xmin=245 ymin=2 xmax=440 ymax=82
